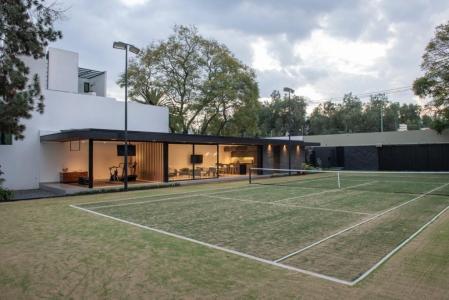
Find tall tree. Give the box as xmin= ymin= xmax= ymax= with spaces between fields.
xmin=0 ymin=0 xmax=62 ymax=139
xmin=258 ymin=90 xmax=307 ymax=136
xmin=119 ymin=25 xmax=259 ymax=135
xmin=413 ymin=21 xmax=449 ymax=132
xmin=399 ymin=103 xmax=421 ymax=130
xmin=339 ymin=93 xmax=363 ymax=133
xmin=308 ymin=101 xmax=341 ymax=135
xmin=363 ymin=93 xmax=389 ymax=132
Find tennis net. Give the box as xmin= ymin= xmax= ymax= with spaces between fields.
xmin=249 ymin=168 xmax=449 ymax=197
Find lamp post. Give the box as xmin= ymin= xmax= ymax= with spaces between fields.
xmin=283 ymin=87 xmax=295 ymax=174
xmin=113 ymin=41 xmax=140 ymax=191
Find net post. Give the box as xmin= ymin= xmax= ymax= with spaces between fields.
xmin=337 ymin=171 xmax=341 ymax=189
xmin=249 ymin=167 xmax=252 ymax=184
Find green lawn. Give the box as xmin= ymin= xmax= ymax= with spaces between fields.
xmin=1 ymin=176 xmax=449 ymax=298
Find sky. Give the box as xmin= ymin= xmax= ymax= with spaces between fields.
xmin=51 ymin=0 xmax=449 ymax=109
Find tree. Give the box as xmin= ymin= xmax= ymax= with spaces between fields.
xmin=363 ymin=93 xmax=389 ymax=132
xmin=340 ymin=93 xmax=363 ymax=133
xmin=118 ymin=46 xmax=165 ymax=106
xmin=399 ymin=103 xmax=421 ymax=130
xmin=119 ymin=25 xmax=259 ymax=135
xmin=422 ymin=114 xmax=433 ymax=127
xmin=257 ymin=90 xmax=307 ymax=136
xmin=308 ymin=101 xmax=341 ymax=135
xmin=0 ymin=0 xmax=62 ymax=139
xmin=413 ymin=21 xmax=449 ymax=132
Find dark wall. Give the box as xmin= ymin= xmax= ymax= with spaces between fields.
xmin=313 ymin=146 xmax=378 ymax=170
xmin=344 ymin=146 xmax=379 ymax=170
xmin=312 ymin=143 xmax=449 ymax=171
xmin=378 ymin=144 xmax=449 ymax=171
xmin=313 ymin=147 xmax=337 ymax=168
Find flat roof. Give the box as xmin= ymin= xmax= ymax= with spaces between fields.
xmin=78 ymin=67 xmax=105 ymax=79
xmin=40 ymin=128 xmax=313 ymax=146
xmin=303 ymin=129 xmax=449 ymax=147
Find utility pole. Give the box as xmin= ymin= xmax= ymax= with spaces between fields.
xmin=283 ymin=87 xmax=295 ymax=174
xmin=380 ymin=103 xmax=384 ymax=132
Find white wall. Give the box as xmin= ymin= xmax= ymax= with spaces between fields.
xmin=1 ymin=71 xmax=169 ymax=190
xmin=47 ymin=48 xmax=78 ymax=93
xmin=78 ymin=73 xmax=107 ymax=97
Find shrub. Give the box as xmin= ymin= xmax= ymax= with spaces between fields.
xmin=0 ymin=166 xmax=13 ymax=201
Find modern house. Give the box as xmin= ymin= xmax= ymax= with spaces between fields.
xmin=0 ymin=48 xmax=308 ymax=192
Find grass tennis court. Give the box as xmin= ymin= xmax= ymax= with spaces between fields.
xmin=72 ymin=170 xmax=449 ymax=285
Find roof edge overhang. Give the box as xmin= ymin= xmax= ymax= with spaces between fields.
xmin=40 ymin=128 xmax=305 ymax=146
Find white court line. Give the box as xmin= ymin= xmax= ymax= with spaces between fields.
xmin=203 ymin=194 xmax=371 ymax=216
xmin=74 ymin=184 xmax=264 ymax=208
xmin=70 ymin=182 xmax=449 ymax=286
xmin=273 ymin=181 xmax=377 ymax=203
xmin=86 ymin=194 xmax=201 ymax=210
xmin=82 ymin=176 xmax=346 ymax=210
xmin=70 ymin=204 xmax=353 ymax=286
xmin=351 ymin=203 xmax=449 ymax=285
xmin=84 ymin=185 xmax=266 ymax=210
xmin=252 ymin=174 xmax=337 ymax=187
xmin=274 ymin=182 xmax=449 ymax=263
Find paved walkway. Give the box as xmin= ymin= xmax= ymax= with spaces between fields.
xmin=13 ymin=189 xmax=60 ymax=200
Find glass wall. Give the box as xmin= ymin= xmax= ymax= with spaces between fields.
xmin=193 ymin=144 xmax=218 ymax=179
xmin=218 ymin=145 xmax=258 ymax=176
xmin=168 ymin=144 xmax=193 ymax=181
xmin=168 ymin=143 xmax=259 ymax=181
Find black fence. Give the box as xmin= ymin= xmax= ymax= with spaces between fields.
xmin=308 ymin=143 xmax=449 ymax=171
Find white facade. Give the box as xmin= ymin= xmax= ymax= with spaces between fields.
xmin=0 ymin=48 xmax=169 ymax=190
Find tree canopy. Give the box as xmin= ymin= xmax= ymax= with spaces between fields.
xmin=118 ymin=25 xmax=260 ymax=136
xmin=0 ymin=0 xmax=62 ymax=139
xmin=307 ymin=93 xmax=425 ymax=135
xmin=258 ymin=90 xmax=307 ymax=136
xmin=413 ymin=21 xmax=449 ymax=132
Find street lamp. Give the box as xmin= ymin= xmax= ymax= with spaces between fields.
xmin=283 ymin=87 xmax=295 ymax=174
xmin=113 ymin=41 xmax=140 ymax=191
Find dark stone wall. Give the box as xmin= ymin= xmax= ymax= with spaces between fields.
xmin=312 ymin=143 xmax=449 ymax=171
xmin=313 ymin=147 xmax=337 ymax=168
xmin=378 ymin=143 xmax=449 ymax=171
xmin=343 ymin=146 xmax=379 ymax=170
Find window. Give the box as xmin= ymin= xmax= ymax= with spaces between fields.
xmin=168 ymin=144 xmax=193 ymax=181
xmin=83 ymin=82 xmax=90 ymax=93
xmin=0 ymin=132 xmax=12 ymax=145
xmin=194 ymin=144 xmax=218 ymax=179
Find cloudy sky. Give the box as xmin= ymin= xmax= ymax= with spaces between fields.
xmin=51 ymin=0 xmax=449 ymax=108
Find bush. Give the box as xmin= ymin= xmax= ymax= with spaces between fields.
xmin=0 ymin=166 xmax=13 ymax=201
xmin=302 ymin=163 xmax=319 ymax=170
xmin=0 ymin=188 xmax=13 ymax=202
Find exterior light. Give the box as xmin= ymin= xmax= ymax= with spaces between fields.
xmin=113 ymin=41 xmax=127 ymax=50
xmin=283 ymin=87 xmax=295 ymax=94
xmin=112 ymin=40 xmax=140 ymax=191
xmin=129 ymin=45 xmax=140 ymax=55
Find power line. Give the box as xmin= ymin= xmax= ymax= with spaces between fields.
xmin=306 ymin=85 xmax=414 ymax=105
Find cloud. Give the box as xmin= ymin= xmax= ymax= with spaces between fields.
xmin=50 ymin=0 xmax=449 ymax=106
xmin=119 ymin=0 xmax=150 ymax=7
xmin=250 ymin=38 xmax=282 ymax=72
xmin=294 ymin=29 xmax=395 ymax=76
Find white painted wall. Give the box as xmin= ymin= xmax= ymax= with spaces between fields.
xmin=0 ymin=48 xmax=169 ymax=190
xmin=78 ymin=73 xmax=107 ymax=97
xmin=47 ymin=48 xmax=78 ymax=93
